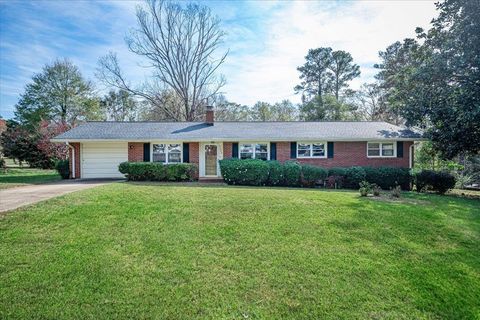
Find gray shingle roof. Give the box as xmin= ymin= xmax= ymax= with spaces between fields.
xmin=52 ymin=121 xmax=423 ymax=142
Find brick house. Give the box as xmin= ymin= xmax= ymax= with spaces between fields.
xmin=52 ymin=107 xmax=423 ymax=179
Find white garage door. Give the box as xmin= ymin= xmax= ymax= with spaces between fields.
xmin=81 ymin=142 xmax=128 ymax=179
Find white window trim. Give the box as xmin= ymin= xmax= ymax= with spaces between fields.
xmin=151 ymin=142 xmax=183 ymax=164
xmin=296 ymin=141 xmax=328 ymax=159
xmin=239 ymin=142 xmax=270 ymax=160
xmin=367 ymin=142 xmax=397 ymax=158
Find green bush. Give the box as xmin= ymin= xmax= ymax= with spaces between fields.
xmin=328 ymin=167 xmax=347 ymax=177
xmin=344 ymin=166 xmax=366 ymax=189
xmin=283 ymin=161 xmax=302 ymax=186
xmin=219 ymin=158 xmax=269 ymax=186
xmin=267 ymin=161 xmax=284 ymax=186
xmin=118 ymin=162 xmax=197 ymax=181
xmin=364 ymin=166 xmax=412 ymax=190
xmin=55 ymin=159 xmax=70 ymax=179
xmin=301 ymin=165 xmax=328 ymax=187
xmin=414 ymin=170 xmax=456 ymax=194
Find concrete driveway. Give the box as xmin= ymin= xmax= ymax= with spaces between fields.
xmin=0 ymin=180 xmax=118 ymax=213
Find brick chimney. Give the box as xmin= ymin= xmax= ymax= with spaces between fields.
xmin=205 ymin=105 xmax=214 ymax=125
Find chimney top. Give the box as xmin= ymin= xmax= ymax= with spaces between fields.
xmin=205 ymin=105 xmax=214 ymax=125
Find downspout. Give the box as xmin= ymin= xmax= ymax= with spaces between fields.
xmin=66 ymin=142 xmax=75 ymax=179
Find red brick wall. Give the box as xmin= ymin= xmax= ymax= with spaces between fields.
xmin=188 ymin=142 xmax=199 ymax=164
xmin=222 ymin=141 xmax=412 ymax=168
xmin=223 ymin=142 xmax=233 ymax=159
xmin=68 ymin=142 xmax=81 ymax=179
xmin=128 ymin=142 xmax=144 ymax=162
xmin=291 ymin=141 xmax=412 ymax=168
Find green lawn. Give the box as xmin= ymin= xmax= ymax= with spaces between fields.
xmin=0 ymin=167 xmax=61 ymax=189
xmin=1 ymin=183 xmax=479 ymax=319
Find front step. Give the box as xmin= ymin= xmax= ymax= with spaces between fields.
xmin=199 ymin=177 xmax=225 ymax=183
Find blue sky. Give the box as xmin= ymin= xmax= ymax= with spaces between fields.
xmin=0 ymin=0 xmax=437 ymax=119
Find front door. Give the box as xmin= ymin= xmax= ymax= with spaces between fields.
xmin=200 ymin=143 xmax=222 ymax=177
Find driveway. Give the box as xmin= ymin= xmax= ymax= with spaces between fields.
xmin=0 ymin=180 xmax=118 ymax=213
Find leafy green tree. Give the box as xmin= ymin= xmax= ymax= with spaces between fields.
xmin=375 ymin=0 xmax=480 ymax=158
xmin=100 ymin=90 xmax=138 ymax=121
xmin=14 ymin=59 xmax=101 ymax=128
xmin=251 ymin=100 xmax=298 ymax=121
xmin=300 ymin=94 xmax=356 ymax=121
xmin=295 ymin=47 xmax=333 ymax=106
xmin=329 ymin=50 xmax=360 ymax=100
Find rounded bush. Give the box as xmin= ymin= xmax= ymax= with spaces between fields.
xmin=344 ymin=166 xmax=366 ymax=189
xmin=283 ymin=161 xmax=302 ymax=187
xmin=55 ymin=159 xmax=70 ymax=179
xmin=301 ymin=165 xmax=328 ymax=187
xmin=364 ymin=166 xmax=412 ymax=190
xmin=414 ymin=170 xmax=456 ymax=194
xmin=118 ymin=162 xmax=197 ymax=181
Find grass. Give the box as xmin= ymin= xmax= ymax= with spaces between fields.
xmin=0 ymin=167 xmax=61 ymax=189
xmin=0 ymin=183 xmax=479 ymax=319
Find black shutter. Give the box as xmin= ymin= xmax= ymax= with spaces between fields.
xmin=290 ymin=142 xmax=297 ymax=159
xmin=143 ymin=143 xmax=150 ymax=162
xmin=397 ymin=141 xmax=404 ymax=158
xmin=327 ymin=142 xmax=334 ymax=158
xmin=270 ymin=142 xmax=277 ymax=160
xmin=183 ymin=143 xmax=190 ymax=163
xmin=232 ymin=142 xmax=239 ymax=158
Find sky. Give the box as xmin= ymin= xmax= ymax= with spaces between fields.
xmin=0 ymin=0 xmax=438 ymax=119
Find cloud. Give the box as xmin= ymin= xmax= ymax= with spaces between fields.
xmin=0 ymin=0 xmax=438 ymax=119
xmin=217 ymin=0 xmax=437 ymax=105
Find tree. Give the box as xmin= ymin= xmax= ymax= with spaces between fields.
xmin=329 ymin=50 xmax=360 ymax=100
xmin=15 ymin=59 xmax=101 ymax=128
xmin=375 ymin=0 xmax=480 ymax=158
xmin=100 ymin=90 xmax=139 ymax=121
xmin=0 ymin=121 xmax=50 ymax=168
xmin=97 ymin=0 xmax=228 ymax=121
xmin=352 ymin=83 xmax=392 ymax=121
xmin=36 ymin=120 xmax=69 ymax=161
xmin=251 ymin=100 xmax=298 ymax=121
xmin=300 ymin=94 xmax=356 ymax=121
xmin=214 ymin=95 xmax=250 ymax=121
xmin=295 ymin=47 xmax=333 ymax=106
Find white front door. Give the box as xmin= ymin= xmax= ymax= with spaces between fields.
xmin=199 ymin=143 xmax=223 ymax=177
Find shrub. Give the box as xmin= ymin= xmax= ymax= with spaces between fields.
xmin=326 ymin=167 xmax=347 ymax=188
xmin=344 ymin=166 xmax=366 ymax=189
xmin=301 ymin=165 xmax=328 ymax=187
xmin=267 ymin=161 xmax=284 ymax=186
xmin=219 ymin=158 xmax=269 ymax=186
xmin=414 ymin=170 xmax=456 ymax=194
xmin=391 ymin=185 xmax=401 ymax=198
xmin=118 ymin=162 xmax=197 ymax=181
xmin=372 ymin=184 xmax=381 ymax=196
xmin=55 ymin=159 xmax=69 ymax=179
xmin=364 ymin=166 xmax=412 ymax=190
xmin=283 ymin=161 xmax=302 ymax=186
xmin=359 ymin=181 xmax=372 ymax=197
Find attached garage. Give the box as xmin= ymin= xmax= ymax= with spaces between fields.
xmin=81 ymin=142 xmax=128 ymax=179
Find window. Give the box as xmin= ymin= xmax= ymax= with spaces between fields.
xmin=367 ymin=142 xmax=396 ymax=157
xmin=152 ymin=143 xmax=182 ymax=163
xmin=297 ymin=142 xmax=326 ymax=158
xmin=240 ymin=143 xmax=268 ymax=160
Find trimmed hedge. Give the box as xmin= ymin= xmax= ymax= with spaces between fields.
xmin=343 ymin=166 xmax=366 ymax=189
xmin=219 ymin=158 xmax=269 ymax=186
xmin=414 ymin=170 xmax=456 ymax=194
xmin=219 ymin=159 xmax=326 ymax=188
xmin=364 ymin=166 xmax=411 ymax=190
xmin=55 ymin=159 xmax=70 ymax=179
xmin=118 ymin=162 xmax=197 ymax=181
xmin=301 ymin=165 xmax=328 ymax=187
